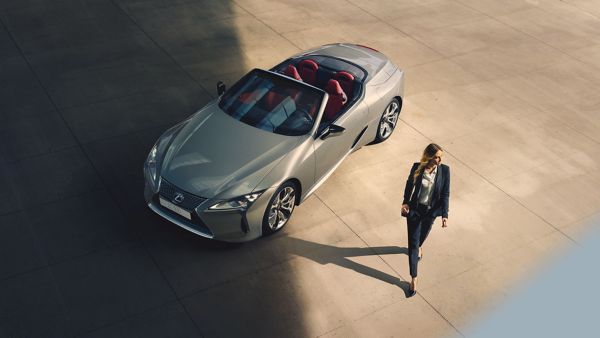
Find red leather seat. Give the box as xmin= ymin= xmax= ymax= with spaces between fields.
xmin=298 ymin=59 xmax=318 ymax=85
xmin=323 ymin=79 xmax=347 ymax=120
xmin=334 ymin=71 xmax=354 ymax=98
xmin=284 ymin=65 xmax=302 ymax=81
xmin=263 ymin=91 xmax=286 ymax=111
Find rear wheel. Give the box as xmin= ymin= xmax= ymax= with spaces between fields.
xmin=262 ymin=181 xmax=297 ymax=236
xmin=375 ymin=98 xmax=401 ymax=142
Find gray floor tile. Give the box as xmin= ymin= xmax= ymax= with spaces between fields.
xmin=117 ymin=0 xmax=243 ymax=33
xmin=3 ymin=146 xmax=103 ymax=207
xmin=0 ymin=212 xmax=45 ymax=280
xmin=0 ymin=165 xmax=21 ymax=215
xmin=181 ymin=262 xmax=308 ymax=338
xmin=0 ymin=0 xmax=100 ymax=10
xmin=62 ymin=83 xmax=209 ymax=143
xmin=46 ymin=60 xmax=194 ymax=108
xmin=0 ymin=56 xmax=55 ymax=116
xmin=51 ymin=242 xmax=176 ymax=335
xmin=150 ymin=27 xmax=248 ymax=81
xmin=82 ymin=127 xmax=168 ymax=235
xmin=1 ymin=1 xmax=197 ymax=109
xmin=1 ymin=0 xmax=138 ymax=53
xmin=0 ymin=58 xmax=77 ymax=163
xmin=142 ymin=227 xmax=269 ymax=297
xmin=0 ymin=24 xmax=19 ymax=60
xmin=0 ymin=268 xmax=71 ymax=338
xmin=0 ymin=83 xmax=54 ymax=118
xmin=24 ymin=33 xmax=173 ymax=88
xmin=26 ymin=189 xmax=136 ymax=265
xmin=0 ymin=109 xmax=76 ymax=164
xmin=80 ymin=301 xmax=200 ymax=338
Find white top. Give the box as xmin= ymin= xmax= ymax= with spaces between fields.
xmin=418 ymin=165 xmax=437 ymax=206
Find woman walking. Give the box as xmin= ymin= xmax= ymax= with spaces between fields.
xmin=402 ymin=143 xmax=450 ymax=297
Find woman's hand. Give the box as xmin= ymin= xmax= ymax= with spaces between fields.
xmin=401 ymin=204 xmax=409 ymax=215
xmin=442 ymin=218 xmax=448 ymax=228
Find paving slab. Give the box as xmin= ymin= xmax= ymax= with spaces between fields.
xmin=2 ymin=146 xmax=104 ymax=207
xmin=25 ymin=189 xmax=135 ymax=264
xmin=82 ymin=127 xmax=168 ymax=236
xmin=0 ymin=268 xmax=71 ymax=338
xmin=80 ymin=301 xmax=200 ymax=338
xmin=61 ymin=83 xmax=209 ymax=143
xmin=0 ymin=212 xmax=45 ymax=280
xmin=182 ymin=236 xmax=406 ymax=337
xmin=51 ymin=242 xmax=176 ymax=335
xmin=420 ymin=230 xmax=573 ymax=332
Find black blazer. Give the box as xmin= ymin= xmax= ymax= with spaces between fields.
xmin=403 ymin=162 xmax=450 ymax=218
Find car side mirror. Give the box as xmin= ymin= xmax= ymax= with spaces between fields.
xmin=217 ymin=81 xmax=226 ymax=96
xmin=320 ymin=124 xmax=345 ymax=140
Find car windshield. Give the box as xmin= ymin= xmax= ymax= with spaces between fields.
xmin=219 ymin=69 xmax=324 ymax=136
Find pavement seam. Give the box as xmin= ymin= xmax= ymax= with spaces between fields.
xmin=107 ymin=0 xmax=212 ymax=99
xmin=399 ymin=117 xmax=581 ymax=248
xmin=1 ymin=11 xmax=206 ymax=337
xmin=137 ymin=240 xmax=207 ymax=338
xmin=171 ymin=230 xmax=356 ymax=296
xmin=0 ymin=16 xmax=88 ymax=337
xmin=452 ymin=0 xmax=600 ymax=78
xmin=52 ymin=81 xmax=210 ymax=111
xmin=343 ymin=0 xmax=446 ymax=58
xmin=0 ymin=116 xmax=181 ymax=165
xmin=418 ymin=227 xmax=577 ymax=296
xmin=0 ymin=238 xmax=138 ymax=284
xmin=230 ymin=0 xmax=304 ymax=51
xmin=71 ymin=299 xmax=189 ymax=338
xmin=312 ymin=194 xmax=465 ymax=337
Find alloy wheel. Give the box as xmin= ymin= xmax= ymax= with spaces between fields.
xmin=378 ymin=99 xmax=400 ymax=140
xmin=267 ymin=186 xmax=296 ymax=231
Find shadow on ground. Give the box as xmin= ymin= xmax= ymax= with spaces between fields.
xmin=0 ymin=0 xmax=313 ymax=336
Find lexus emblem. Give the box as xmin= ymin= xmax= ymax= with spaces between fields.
xmin=173 ymin=192 xmax=185 ymax=204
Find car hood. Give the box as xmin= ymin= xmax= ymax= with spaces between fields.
xmin=160 ymin=102 xmax=301 ymax=199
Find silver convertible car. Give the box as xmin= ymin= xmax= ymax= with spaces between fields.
xmin=144 ymin=43 xmax=404 ymax=242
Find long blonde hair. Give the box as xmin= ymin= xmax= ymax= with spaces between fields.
xmin=413 ymin=143 xmax=443 ymax=183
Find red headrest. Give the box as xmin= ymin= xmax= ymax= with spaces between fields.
xmin=325 ymin=79 xmax=344 ymax=96
xmin=335 ymin=71 xmax=354 ymax=82
xmin=299 ymin=59 xmax=318 ymax=71
xmin=323 ymin=79 xmax=347 ymax=119
xmin=284 ymin=65 xmax=301 ymax=80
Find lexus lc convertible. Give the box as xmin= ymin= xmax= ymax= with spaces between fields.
xmin=144 ymin=43 xmax=404 ymax=242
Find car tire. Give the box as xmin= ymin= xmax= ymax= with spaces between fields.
xmin=375 ymin=98 xmax=401 ymax=143
xmin=262 ymin=181 xmax=297 ymax=236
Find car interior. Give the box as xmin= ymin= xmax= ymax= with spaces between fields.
xmin=273 ymin=56 xmax=365 ymax=129
xmin=220 ymin=70 xmax=324 ymax=136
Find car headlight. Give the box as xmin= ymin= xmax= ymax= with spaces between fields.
xmin=146 ymin=143 xmax=159 ymax=182
xmin=209 ymin=192 xmax=263 ymax=211
xmin=145 ymin=121 xmax=187 ymax=187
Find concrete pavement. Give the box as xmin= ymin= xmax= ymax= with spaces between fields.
xmin=1 ymin=0 xmax=599 ymax=337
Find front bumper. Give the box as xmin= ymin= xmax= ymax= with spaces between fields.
xmin=143 ymin=175 xmax=275 ymax=242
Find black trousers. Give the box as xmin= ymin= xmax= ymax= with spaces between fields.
xmin=406 ymin=203 xmax=436 ymax=278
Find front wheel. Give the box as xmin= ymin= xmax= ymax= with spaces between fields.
xmin=262 ymin=181 xmax=297 ymax=236
xmin=375 ymin=98 xmax=401 ymax=143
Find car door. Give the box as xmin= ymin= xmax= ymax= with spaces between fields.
xmin=312 ymin=101 xmax=369 ymax=182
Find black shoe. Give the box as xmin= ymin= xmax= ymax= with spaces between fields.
xmin=407 ymin=289 xmax=417 ymax=297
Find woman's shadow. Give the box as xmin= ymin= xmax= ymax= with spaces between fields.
xmin=278 ymin=237 xmax=413 ymax=297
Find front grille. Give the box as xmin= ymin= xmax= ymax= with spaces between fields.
xmin=150 ymin=195 xmax=214 ymax=237
xmin=159 ymin=178 xmax=207 ymax=211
